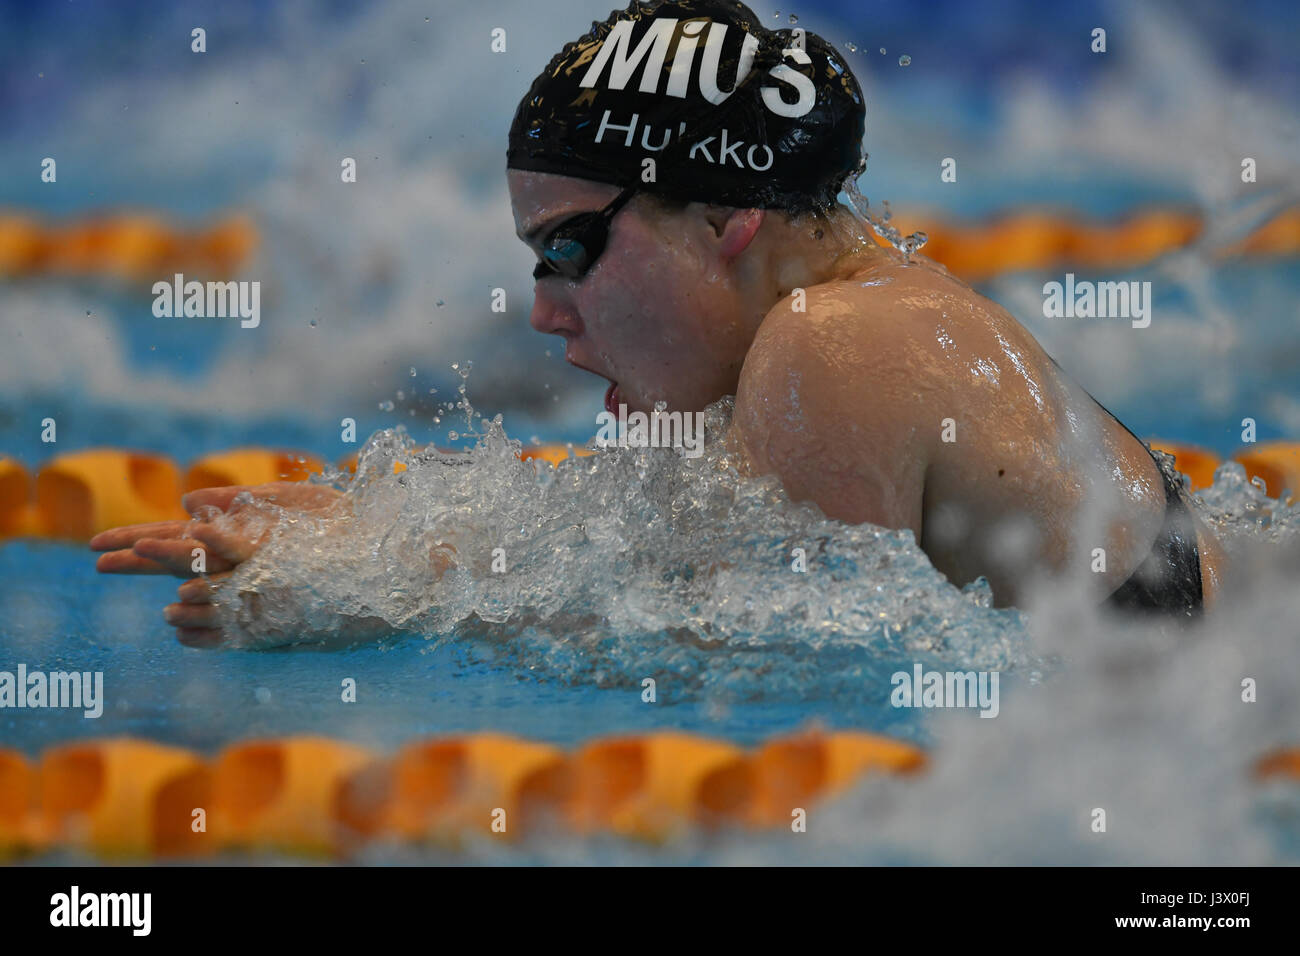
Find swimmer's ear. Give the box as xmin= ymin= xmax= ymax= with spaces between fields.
xmin=704 ymin=207 xmax=765 ymax=260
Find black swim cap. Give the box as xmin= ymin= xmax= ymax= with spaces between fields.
xmin=507 ymin=0 xmax=865 ymax=212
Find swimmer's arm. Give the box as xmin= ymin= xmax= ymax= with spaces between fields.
xmin=731 ymin=297 xmax=930 ymax=537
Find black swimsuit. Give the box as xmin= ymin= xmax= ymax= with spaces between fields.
xmin=1045 ymin=356 xmax=1204 ymax=618
xmin=1092 ymin=401 xmax=1204 ymax=618
xmin=1105 ymin=446 xmax=1204 ymax=618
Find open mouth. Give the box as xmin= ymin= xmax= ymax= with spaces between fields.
xmin=565 ymin=354 xmax=620 ymax=414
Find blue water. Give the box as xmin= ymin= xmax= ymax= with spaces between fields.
xmin=0 ymin=539 xmax=938 ymax=757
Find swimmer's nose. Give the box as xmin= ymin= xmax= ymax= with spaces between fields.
xmin=529 ymin=293 xmax=582 ymax=337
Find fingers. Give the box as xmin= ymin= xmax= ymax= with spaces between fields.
xmin=92 ymin=520 xmax=203 ymax=575
xmin=131 ymin=536 xmax=238 ymax=577
xmin=181 ymin=485 xmax=257 ymax=516
xmin=89 ymin=520 xmax=194 ymax=552
xmin=175 ymin=628 xmax=224 ymax=649
xmin=164 ymin=601 xmax=219 ymax=629
xmin=97 ymin=529 xmax=246 ymax=577
xmin=191 ymin=522 xmax=264 ymax=564
xmin=177 ymin=576 xmax=220 ymax=603
xmin=95 ymin=549 xmax=174 ymax=575
xmin=170 ymin=575 xmax=230 ymax=648
xmin=182 ymin=481 xmax=338 ymax=517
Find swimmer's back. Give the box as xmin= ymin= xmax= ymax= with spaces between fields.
xmin=734 ymin=249 xmax=1175 ymax=607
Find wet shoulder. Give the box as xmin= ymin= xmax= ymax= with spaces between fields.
xmin=743 ymin=251 xmax=1084 ymax=484
xmin=751 ymin=253 xmax=1060 ymax=415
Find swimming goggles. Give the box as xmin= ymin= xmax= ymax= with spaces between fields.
xmin=532 ymin=186 xmax=638 ymax=281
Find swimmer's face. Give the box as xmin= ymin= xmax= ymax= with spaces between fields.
xmin=509 ymin=170 xmax=763 ymax=415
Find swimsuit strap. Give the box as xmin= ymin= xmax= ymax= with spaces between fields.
xmin=1044 ymin=355 xmax=1204 ymax=616
xmin=1106 ymin=461 xmax=1204 ymax=617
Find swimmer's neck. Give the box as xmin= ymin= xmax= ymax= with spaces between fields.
xmin=747 ymin=213 xmax=886 ymax=304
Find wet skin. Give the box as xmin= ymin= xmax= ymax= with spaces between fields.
xmin=92 ymin=170 xmax=1224 ymax=643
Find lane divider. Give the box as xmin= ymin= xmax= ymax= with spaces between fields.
xmin=3 ymin=732 xmax=1294 ymax=859
xmin=35 ymin=450 xmax=187 ymax=540
xmin=38 ymin=739 xmax=211 ymax=858
xmin=184 ymin=448 xmax=323 ymax=492
xmin=0 ymin=731 xmax=924 ymax=858
xmin=1148 ymin=439 xmax=1300 ymax=503
xmin=1 ymin=440 xmax=1292 ymax=544
xmin=0 ymin=444 xmax=592 ymax=541
xmin=878 ymin=205 xmax=1300 ymax=280
xmin=0 ymin=213 xmax=256 ymax=281
xmin=1 ymin=204 xmax=1296 ymax=284
xmin=213 ymin=737 xmax=372 ymax=857
xmin=0 ymin=457 xmax=33 ymax=537
xmin=338 ymin=734 xmax=566 ymax=847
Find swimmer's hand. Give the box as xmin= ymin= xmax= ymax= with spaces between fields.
xmin=90 ymin=482 xmax=345 ymax=647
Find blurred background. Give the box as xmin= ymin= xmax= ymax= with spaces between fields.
xmin=1 ymin=0 xmax=1297 ymax=469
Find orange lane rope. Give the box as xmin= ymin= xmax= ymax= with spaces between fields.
xmin=0 ymin=731 xmax=924 ymax=857
xmin=1 ymin=733 xmax=1294 ymax=858
xmin=0 ymin=205 xmax=1297 ymax=284
xmin=0 ymin=213 xmax=257 ymax=281
xmin=0 ymin=441 xmax=1294 ymax=542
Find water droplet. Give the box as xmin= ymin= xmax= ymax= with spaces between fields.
xmin=788 ymin=13 xmax=798 ymax=24
xmin=899 ymin=231 xmax=929 ymax=263
xmin=378 ymin=400 xmax=394 ymax=412
xmin=879 ymin=47 xmax=886 ymax=54
xmin=773 ymin=10 xmax=780 ymax=18
xmin=448 ymin=430 xmax=459 ymax=441
xmin=436 ymin=299 xmax=445 ymax=307
xmin=845 ymin=41 xmax=857 ymax=53
xmin=309 ymin=319 xmax=317 ymax=327
xmin=409 ymin=367 xmax=417 ymax=377
xmin=254 ymin=687 xmax=272 ymax=704
xmin=898 ymin=54 xmax=911 ymax=66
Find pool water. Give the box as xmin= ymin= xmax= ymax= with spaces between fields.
xmin=1 ymin=537 xmax=914 ymax=755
